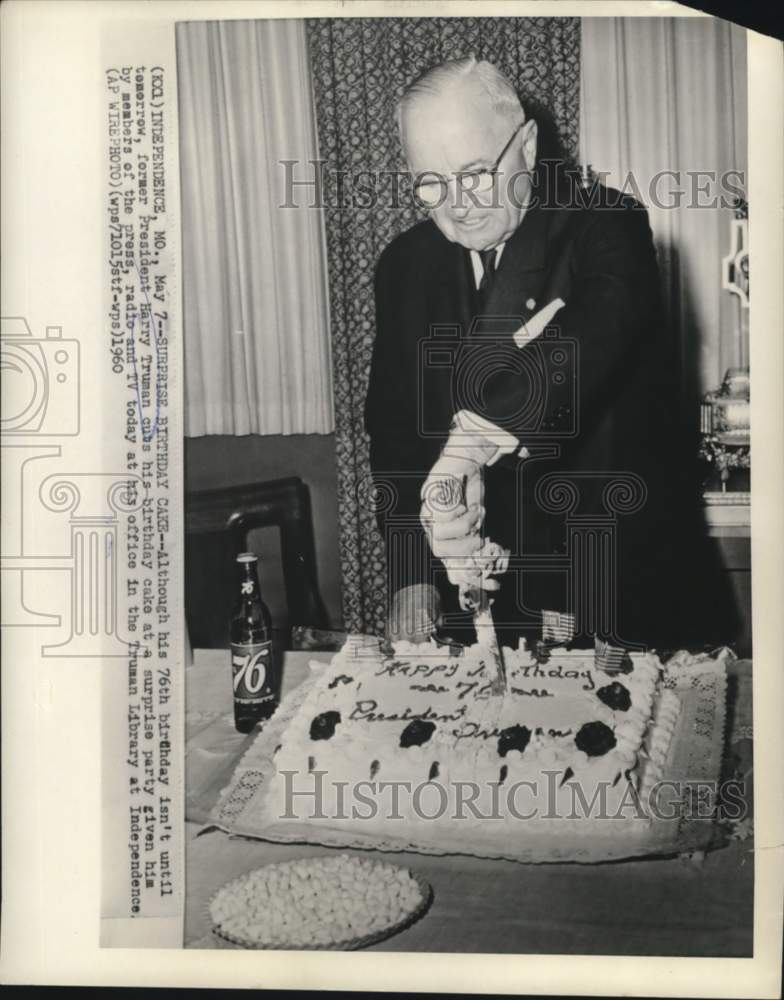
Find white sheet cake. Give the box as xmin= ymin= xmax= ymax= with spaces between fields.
xmin=260 ymin=635 xmax=681 ymax=847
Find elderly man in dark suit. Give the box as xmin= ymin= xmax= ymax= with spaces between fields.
xmin=365 ymin=56 xmax=731 ymax=654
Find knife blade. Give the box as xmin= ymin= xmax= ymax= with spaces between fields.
xmin=464 ymin=583 xmax=508 ymax=696
xmin=460 ymin=464 xmax=508 ymax=696
xmin=438 ymin=472 xmax=509 ymax=695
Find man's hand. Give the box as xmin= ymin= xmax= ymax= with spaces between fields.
xmin=419 ymin=423 xmax=511 ymax=590
xmin=387 ymin=584 xmax=442 ymax=643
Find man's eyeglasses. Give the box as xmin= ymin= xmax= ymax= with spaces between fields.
xmin=412 ymin=120 xmax=526 ymax=209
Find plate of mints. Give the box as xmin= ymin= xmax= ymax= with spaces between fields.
xmin=208 ymin=853 xmax=433 ymax=950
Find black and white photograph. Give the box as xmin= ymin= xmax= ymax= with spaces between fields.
xmin=1 ymin=0 xmax=782 ymax=992
xmin=181 ymin=10 xmax=754 ymax=956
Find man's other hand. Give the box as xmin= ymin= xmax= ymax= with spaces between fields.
xmin=419 ymin=417 xmax=517 ymax=590
xmin=419 ymin=457 xmax=485 ymax=589
xmin=387 ymin=584 xmax=442 ymax=643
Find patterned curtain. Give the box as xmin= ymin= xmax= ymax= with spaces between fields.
xmin=306 ymin=16 xmax=581 ymax=634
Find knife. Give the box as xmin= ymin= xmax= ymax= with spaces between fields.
xmin=433 ymin=473 xmax=509 ymax=695
xmin=457 ymin=466 xmax=508 ymax=696
xmin=463 ymin=582 xmax=508 ymax=696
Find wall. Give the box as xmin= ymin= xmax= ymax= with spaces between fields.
xmin=185 ymin=433 xmax=343 ymax=629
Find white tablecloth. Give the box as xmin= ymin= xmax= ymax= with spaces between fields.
xmin=184 ymin=650 xmax=754 ymax=953
xmin=186 ymin=649 xmax=329 ymax=822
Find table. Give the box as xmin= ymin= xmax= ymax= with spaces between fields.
xmin=185 ymin=649 xmax=754 ymax=954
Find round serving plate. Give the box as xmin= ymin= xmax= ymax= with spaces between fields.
xmin=208 ymin=854 xmax=433 ymax=950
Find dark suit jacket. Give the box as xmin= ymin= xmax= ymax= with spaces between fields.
xmin=365 ymin=181 xmax=736 ymax=650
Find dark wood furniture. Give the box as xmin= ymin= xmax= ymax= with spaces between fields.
xmin=185 ymin=476 xmax=329 ymax=648
xmin=704 ymin=499 xmax=751 ymax=658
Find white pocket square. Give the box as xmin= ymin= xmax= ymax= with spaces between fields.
xmin=513 ymin=297 xmax=566 ymax=349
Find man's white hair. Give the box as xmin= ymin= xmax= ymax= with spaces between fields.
xmin=396 ymin=56 xmax=525 ymax=142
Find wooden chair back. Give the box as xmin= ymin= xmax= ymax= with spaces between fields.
xmin=185 ymin=476 xmax=329 ymax=648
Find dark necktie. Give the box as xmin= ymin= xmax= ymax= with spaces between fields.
xmin=478 ymin=248 xmax=496 ymax=308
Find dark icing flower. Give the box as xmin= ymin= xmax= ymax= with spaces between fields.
xmin=497 ymin=724 xmax=532 ymax=758
xmin=575 ymin=721 xmax=617 ymax=757
xmin=596 ymin=681 xmax=632 ymax=712
xmin=309 ymin=710 xmax=341 ymax=741
xmin=400 ymin=719 xmax=436 ymax=748
xmin=327 ymin=674 xmax=354 ymax=689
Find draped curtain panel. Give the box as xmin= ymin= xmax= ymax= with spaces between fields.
xmin=177 ymin=19 xmax=334 ymax=436
xmin=306 ymin=16 xmax=581 ymax=634
xmin=580 ymin=17 xmax=748 ymax=405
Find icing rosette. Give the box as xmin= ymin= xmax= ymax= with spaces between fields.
xmin=260 ymin=634 xmax=677 ymax=839
xmin=638 ymin=689 xmax=682 ymax=801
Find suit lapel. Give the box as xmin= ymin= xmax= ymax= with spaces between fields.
xmin=483 ymin=203 xmax=551 ymax=318
xmin=432 ymin=235 xmax=477 ymax=333
xmin=427 ymin=202 xmax=554 ymax=330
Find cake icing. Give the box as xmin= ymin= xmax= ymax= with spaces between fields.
xmin=260 ymin=635 xmax=680 ymax=844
